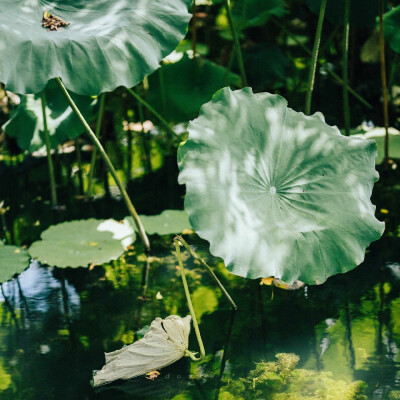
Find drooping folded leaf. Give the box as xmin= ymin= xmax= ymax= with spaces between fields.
xmin=29 ymin=219 xmax=135 ymax=268
xmin=178 ymin=87 xmax=384 ymax=285
xmin=0 ymin=245 xmax=30 ymax=283
xmin=92 ymin=315 xmax=191 ymax=387
xmin=0 ymin=0 xmax=192 ymax=95
xmin=384 ymin=5 xmax=400 ymax=53
xmin=2 ymin=80 xmax=97 ymax=152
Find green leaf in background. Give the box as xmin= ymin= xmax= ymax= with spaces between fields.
xmin=29 ymin=219 xmax=135 ymax=268
xmin=147 ymin=55 xmax=241 ymax=122
xmin=125 ymin=209 xmax=192 ymax=235
xmin=0 ymin=0 xmax=192 ymax=95
xmin=384 ymin=5 xmax=400 ymax=53
xmin=178 ymin=87 xmax=384 ymax=285
xmin=2 ymin=80 xmax=97 ymax=152
xmin=0 ymin=245 xmax=30 ymax=283
xmin=352 ymin=127 xmax=400 ymax=165
xmin=306 ymin=0 xmax=385 ymax=27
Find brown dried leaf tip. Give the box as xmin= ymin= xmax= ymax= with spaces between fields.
xmin=42 ymin=10 xmax=70 ymax=31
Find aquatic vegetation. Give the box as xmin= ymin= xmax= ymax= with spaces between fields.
xmin=178 ymin=87 xmax=384 ymax=284
xmin=0 ymin=243 xmax=29 ymax=282
xmin=384 ymin=5 xmax=400 ymax=53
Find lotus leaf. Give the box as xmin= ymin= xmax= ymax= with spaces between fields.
xmin=352 ymin=127 xmax=400 ymax=165
xmin=125 ymin=209 xmax=192 ymax=236
xmin=0 ymin=0 xmax=192 ymax=95
xmin=2 ymin=80 xmax=97 ymax=152
xmin=0 ymin=245 xmax=30 ymax=282
xmin=92 ymin=315 xmax=191 ymax=386
xmin=178 ymin=87 xmax=384 ymax=285
xmin=29 ymin=219 xmax=135 ymax=268
xmin=384 ymin=5 xmax=400 ymax=53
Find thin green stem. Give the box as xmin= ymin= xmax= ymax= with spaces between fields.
xmin=126 ymin=87 xmax=175 ymax=137
xmin=305 ymin=0 xmax=327 ymax=115
xmin=272 ymin=18 xmax=373 ymax=110
xmin=342 ymin=0 xmax=351 ymax=136
xmin=223 ymin=0 xmax=248 ymax=87
xmin=174 ymin=240 xmax=205 ymax=361
xmin=86 ymin=93 xmax=106 ymax=199
xmin=379 ymin=0 xmax=390 ymax=170
xmin=55 ymin=78 xmax=150 ymax=251
xmin=175 ymin=235 xmax=238 ymax=310
xmin=40 ymin=91 xmax=58 ymax=208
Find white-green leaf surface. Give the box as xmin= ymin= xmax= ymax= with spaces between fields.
xmin=92 ymin=315 xmax=191 ymax=386
xmin=0 ymin=0 xmax=192 ymax=95
xmin=29 ymin=219 xmax=135 ymax=268
xmin=0 ymin=245 xmax=30 ymax=282
xmin=178 ymin=87 xmax=384 ymax=285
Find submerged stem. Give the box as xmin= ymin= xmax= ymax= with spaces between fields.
xmin=55 ymin=78 xmax=150 ymax=251
xmin=342 ymin=0 xmax=351 ymax=136
xmin=86 ymin=93 xmax=106 ymax=199
xmin=40 ymin=91 xmax=58 ymax=208
xmin=223 ymin=0 xmax=248 ymax=87
xmin=175 ymin=235 xmax=238 ymax=309
xmin=378 ymin=0 xmax=390 ymax=170
xmin=174 ymin=240 xmax=205 ymax=361
xmin=305 ymin=0 xmax=327 ymax=115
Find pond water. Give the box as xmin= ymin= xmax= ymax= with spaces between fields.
xmin=0 ymin=157 xmax=400 ymax=399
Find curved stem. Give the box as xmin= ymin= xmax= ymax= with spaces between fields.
xmin=86 ymin=93 xmax=106 ymax=199
xmin=126 ymin=87 xmax=175 ymax=137
xmin=55 ymin=78 xmax=150 ymax=251
xmin=174 ymin=240 xmax=205 ymax=361
xmin=305 ymin=0 xmax=327 ymax=115
xmin=175 ymin=235 xmax=237 ymax=310
xmin=223 ymin=0 xmax=248 ymax=87
xmin=379 ymin=0 xmax=390 ymax=171
xmin=342 ymin=0 xmax=351 ymax=136
xmin=40 ymin=91 xmax=58 ymax=208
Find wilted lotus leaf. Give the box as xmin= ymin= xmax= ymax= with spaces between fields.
xmin=0 ymin=244 xmax=30 ymax=282
xmin=125 ymin=209 xmax=192 ymax=236
xmin=29 ymin=219 xmax=135 ymax=268
xmin=0 ymin=0 xmax=192 ymax=95
xmin=384 ymin=5 xmax=400 ymax=53
xmin=3 ymin=80 xmax=97 ymax=152
xmin=92 ymin=315 xmax=191 ymax=387
xmin=178 ymin=87 xmax=384 ymax=285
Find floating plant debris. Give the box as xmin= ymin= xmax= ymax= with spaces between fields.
xmin=42 ymin=10 xmax=69 ymax=31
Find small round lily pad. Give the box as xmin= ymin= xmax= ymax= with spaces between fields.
xmin=0 ymin=245 xmax=30 ymax=283
xmin=29 ymin=219 xmax=136 ymax=268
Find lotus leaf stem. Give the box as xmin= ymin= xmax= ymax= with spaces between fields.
xmin=174 ymin=235 xmax=238 ymax=310
xmin=342 ymin=0 xmax=351 ymax=136
xmin=223 ymin=0 xmax=248 ymax=87
xmin=305 ymin=0 xmax=327 ymax=115
xmin=40 ymin=91 xmax=58 ymax=208
xmin=86 ymin=92 xmax=106 ymax=199
xmin=126 ymin=87 xmax=175 ymax=137
xmin=378 ymin=0 xmax=390 ymax=170
xmin=174 ymin=240 xmax=205 ymax=361
xmin=55 ymin=77 xmax=150 ymax=251
xmin=272 ymin=18 xmax=373 ymax=110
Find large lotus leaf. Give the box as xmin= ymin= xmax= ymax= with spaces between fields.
xmin=147 ymin=55 xmax=241 ymax=122
xmin=29 ymin=219 xmax=135 ymax=268
xmin=0 ymin=0 xmax=192 ymax=95
xmin=178 ymin=87 xmax=384 ymax=285
xmin=353 ymin=127 xmax=400 ymax=165
xmin=306 ymin=0 xmax=385 ymax=27
xmin=384 ymin=5 xmax=400 ymax=53
xmin=125 ymin=209 xmax=192 ymax=236
xmin=2 ymin=80 xmax=97 ymax=152
xmin=0 ymin=245 xmax=30 ymax=283
xmin=92 ymin=315 xmax=191 ymax=386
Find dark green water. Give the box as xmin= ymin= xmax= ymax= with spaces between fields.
xmin=0 ymin=156 xmax=400 ymax=399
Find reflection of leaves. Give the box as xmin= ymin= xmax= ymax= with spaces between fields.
xmin=0 ymin=245 xmax=30 ymax=282
xmin=147 ymin=56 xmax=241 ymax=122
xmin=178 ymin=87 xmax=384 ymax=284
xmin=384 ymin=5 xmax=400 ymax=53
xmin=29 ymin=219 xmax=135 ymax=268
xmin=3 ymin=80 xmax=97 ymax=152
